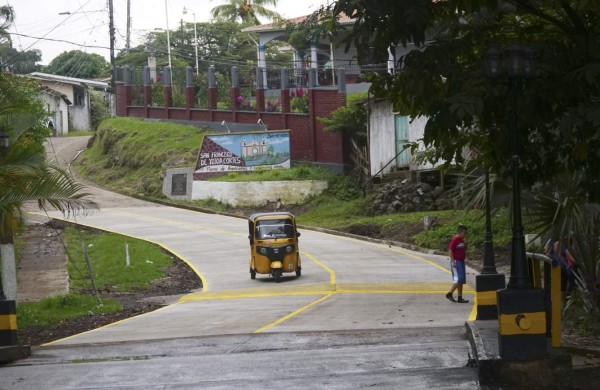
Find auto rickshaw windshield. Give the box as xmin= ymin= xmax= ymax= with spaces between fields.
xmin=255 ymin=219 xmax=295 ymax=239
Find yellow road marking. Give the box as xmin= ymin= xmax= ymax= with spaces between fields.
xmin=301 ymin=250 xmax=336 ymax=285
xmin=32 ymin=211 xmax=475 ymax=339
xmin=468 ymin=300 xmax=477 ymax=321
xmin=181 ymin=282 xmax=474 ymax=301
xmin=253 ymin=293 xmax=335 ymax=333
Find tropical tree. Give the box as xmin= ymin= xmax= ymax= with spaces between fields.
xmin=44 ymin=50 xmax=110 ymax=79
xmin=210 ymin=0 xmax=281 ymax=24
xmin=323 ymin=0 xmax=600 ymax=314
xmin=327 ymin=0 xmax=600 ymax=194
xmin=117 ymin=21 xmax=291 ymax=76
xmin=0 ymin=73 xmax=96 ymax=300
xmin=0 ymin=46 xmax=42 ymax=74
xmin=0 ymin=5 xmax=14 ymax=45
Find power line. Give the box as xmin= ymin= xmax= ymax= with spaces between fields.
xmin=8 ymin=33 xmax=110 ymax=50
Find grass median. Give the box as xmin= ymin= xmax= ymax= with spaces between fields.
xmin=17 ymin=226 xmax=176 ymax=332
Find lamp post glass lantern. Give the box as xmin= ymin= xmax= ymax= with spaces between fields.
xmin=484 ymin=46 xmax=534 ymax=289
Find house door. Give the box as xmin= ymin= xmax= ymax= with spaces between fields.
xmin=394 ymin=115 xmax=410 ymax=168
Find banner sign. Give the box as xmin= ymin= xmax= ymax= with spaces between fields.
xmin=194 ymin=131 xmax=290 ymax=178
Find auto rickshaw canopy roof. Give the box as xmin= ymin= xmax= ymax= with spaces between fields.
xmin=248 ymin=211 xmax=296 ymax=222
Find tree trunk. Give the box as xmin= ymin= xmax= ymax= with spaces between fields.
xmin=1 ymin=242 xmax=17 ymax=300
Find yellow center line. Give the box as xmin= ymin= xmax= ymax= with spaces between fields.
xmin=33 ymin=211 xmax=474 ymax=332
xmin=181 ymin=282 xmax=474 ymax=301
xmin=301 ymin=250 xmax=336 ymax=285
xmin=253 ymin=293 xmax=335 ymax=333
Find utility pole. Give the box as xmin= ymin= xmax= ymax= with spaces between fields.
xmin=165 ymin=0 xmax=172 ymax=68
xmin=108 ymin=0 xmax=116 ymax=93
xmin=126 ymin=0 xmax=131 ymax=52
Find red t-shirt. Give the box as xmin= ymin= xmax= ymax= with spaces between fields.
xmin=449 ymin=236 xmax=466 ymax=261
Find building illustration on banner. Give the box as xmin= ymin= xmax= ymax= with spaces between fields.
xmin=194 ymin=131 xmax=291 ymax=180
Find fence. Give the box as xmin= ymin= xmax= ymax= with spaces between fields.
xmin=114 ymin=65 xmax=350 ymax=171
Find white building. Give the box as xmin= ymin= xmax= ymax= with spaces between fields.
xmin=368 ymin=99 xmax=439 ymax=178
xmin=37 ymin=85 xmax=71 ymax=136
xmin=27 ymin=73 xmax=109 ymax=132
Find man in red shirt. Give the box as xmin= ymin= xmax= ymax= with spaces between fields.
xmin=446 ymin=225 xmax=469 ymax=303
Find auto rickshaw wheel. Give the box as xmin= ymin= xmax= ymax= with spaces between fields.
xmin=250 ymin=268 xmax=256 ymax=279
xmin=273 ymin=269 xmax=282 ymax=283
xmin=296 ymin=267 xmax=301 ymax=277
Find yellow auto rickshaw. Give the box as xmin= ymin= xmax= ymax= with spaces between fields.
xmin=248 ymin=212 xmax=301 ymax=282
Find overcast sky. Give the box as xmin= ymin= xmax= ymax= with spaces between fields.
xmin=6 ymin=0 xmax=329 ymax=65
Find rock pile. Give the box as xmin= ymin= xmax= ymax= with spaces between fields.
xmin=368 ymin=179 xmax=453 ymax=215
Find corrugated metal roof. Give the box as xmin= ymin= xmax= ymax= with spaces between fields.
xmin=28 ymin=72 xmax=109 ymax=90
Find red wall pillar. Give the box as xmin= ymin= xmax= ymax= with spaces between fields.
xmin=208 ymin=87 xmax=217 ymax=110
xmin=256 ymin=88 xmax=265 ymax=112
xmin=186 ymin=86 xmax=195 ymax=109
xmin=115 ymin=83 xmax=131 ymax=117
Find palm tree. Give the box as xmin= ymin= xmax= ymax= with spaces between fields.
xmin=210 ymin=0 xmax=281 ymax=25
xmin=527 ymin=172 xmax=600 ymax=312
xmin=0 ymin=74 xmax=96 ymax=301
xmin=0 ymin=5 xmax=15 ymax=46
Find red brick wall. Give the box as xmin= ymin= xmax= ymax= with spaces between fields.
xmin=309 ymin=89 xmax=346 ymax=165
xmin=115 ymin=80 xmax=347 ymax=168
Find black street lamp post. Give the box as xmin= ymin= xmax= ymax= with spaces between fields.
xmin=474 ymin=161 xmax=506 ymax=320
xmin=0 ymin=127 xmax=7 ymax=300
xmin=481 ymin=167 xmax=497 ymax=274
xmin=484 ymin=46 xmax=547 ymax=360
xmin=484 ymin=46 xmax=534 ymax=288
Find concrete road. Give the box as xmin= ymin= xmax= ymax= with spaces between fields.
xmin=32 ymin=206 xmax=476 ymax=345
xmin=5 ymin=136 xmax=481 ymax=389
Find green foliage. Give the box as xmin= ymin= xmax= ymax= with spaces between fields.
xmin=210 ymin=164 xmax=335 ymax=182
xmin=283 ymin=6 xmax=341 ymax=51
xmin=319 ymin=91 xmax=368 ymax=145
xmin=0 ymin=45 xmax=41 ymax=74
xmin=44 ymin=50 xmax=110 ymax=78
xmin=64 ymin=226 xmax=173 ymax=292
xmin=17 ymin=294 xmax=121 ymax=328
xmin=331 ymin=1 xmax=600 ymax=194
xmin=75 ymin=118 xmax=209 ymax=197
xmin=210 ymin=0 xmax=281 ymax=24
xmin=413 ymin=209 xmax=512 ymax=252
xmin=0 ymin=73 xmax=51 ymax=144
xmin=290 ymin=88 xmax=308 ymax=113
xmin=297 ymin=173 xmax=367 ymax=227
xmin=90 ymin=92 xmax=109 ymax=131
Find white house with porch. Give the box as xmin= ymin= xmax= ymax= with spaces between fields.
xmin=242 ymin=14 xmax=379 ymax=93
